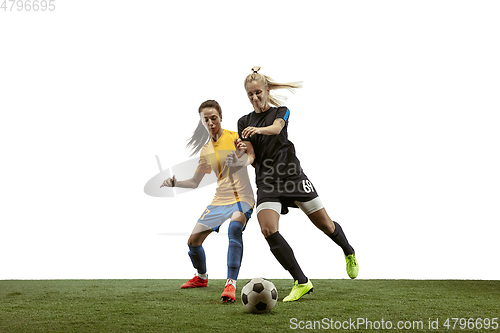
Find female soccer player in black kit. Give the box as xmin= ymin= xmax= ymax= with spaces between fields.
xmin=228 ymin=66 xmax=359 ymax=302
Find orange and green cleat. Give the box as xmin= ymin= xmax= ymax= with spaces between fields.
xmin=221 ymin=283 xmax=236 ymax=303
xmin=180 ymin=275 xmax=208 ymax=289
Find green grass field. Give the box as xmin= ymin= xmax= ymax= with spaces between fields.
xmin=1 ymin=279 xmax=499 ymax=332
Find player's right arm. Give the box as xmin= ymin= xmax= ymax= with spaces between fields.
xmin=241 ymin=119 xmax=285 ymax=138
xmin=160 ymin=171 xmax=205 ymax=188
xmin=241 ymin=107 xmax=288 ymax=138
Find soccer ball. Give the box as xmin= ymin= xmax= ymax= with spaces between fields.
xmin=241 ymin=277 xmax=278 ymax=314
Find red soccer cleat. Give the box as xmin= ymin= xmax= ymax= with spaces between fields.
xmin=180 ymin=275 xmax=208 ymax=289
xmin=221 ymin=282 xmax=236 ymax=303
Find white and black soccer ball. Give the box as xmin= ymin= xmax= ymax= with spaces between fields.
xmin=241 ymin=277 xmax=278 ymax=314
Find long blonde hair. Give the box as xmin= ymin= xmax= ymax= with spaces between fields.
xmin=186 ymin=100 xmax=222 ymax=156
xmin=244 ymin=66 xmax=303 ymax=107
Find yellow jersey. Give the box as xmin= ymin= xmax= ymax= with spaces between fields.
xmin=196 ymin=129 xmax=255 ymax=207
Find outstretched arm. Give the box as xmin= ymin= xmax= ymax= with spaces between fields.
xmin=160 ymin=171 xmax=205 ymax=188
xmin=241 ymin=118 xmax=285 ymax=138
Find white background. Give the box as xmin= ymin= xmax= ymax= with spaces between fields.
xmin=1 ymin=1 xmax=499 ymax=280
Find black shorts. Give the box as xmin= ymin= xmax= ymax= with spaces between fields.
xmin=256 ymin=174 xmax=319 ymax=215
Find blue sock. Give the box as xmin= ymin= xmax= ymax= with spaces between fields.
xmin=227 ymin=221 xmax=244 ymax=280
xmin=188 ymin=245 xmax=207 ymax=275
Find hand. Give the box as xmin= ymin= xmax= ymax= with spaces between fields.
xmin=160 ymin=175 xmax=177 ymax=188
xmin=234 ymin=138 xmax=247 ymax=157
xmin=241 ymin=126 xmax=261 ymax=139
xmin=226 ymin=151 xmax=240 ymax=167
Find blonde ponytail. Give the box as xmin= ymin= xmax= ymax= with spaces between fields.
xmin=244 ymin=66 xmax=303 ymax=107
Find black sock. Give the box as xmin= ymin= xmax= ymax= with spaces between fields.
xmin=266 ymin=231 xmax=307 ymax=284
xmin=327 ymin=221 xmax=354 ymax=256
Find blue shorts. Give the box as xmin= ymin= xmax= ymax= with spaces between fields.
xmin=197 ymin=201 xmax=253 ymax=232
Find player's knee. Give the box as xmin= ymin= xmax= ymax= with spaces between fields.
xmin=320 ymin=221 xmax=335 ymax=234
xmin=311 ymin=216 xmax=335 ymax=234
xmin=228 ymin=221 xmax=244 ymax=239
xmin=230 ymin=211 xmax=246 ymax=224
xmin=260 ymin=225 xmax=278 ymax=238
xmin=187 ymin=235 xmax=202 ymax=247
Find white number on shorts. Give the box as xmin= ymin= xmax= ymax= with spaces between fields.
xmin=302 ymin=180 xmax=315 ymax=193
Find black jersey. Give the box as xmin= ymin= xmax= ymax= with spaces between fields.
xmin=238 ymin=107 xmax=304 ymax=188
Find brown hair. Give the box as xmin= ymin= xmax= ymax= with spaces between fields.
xmin=186 ymin=100 xmax=222 ymax=156
xmin=244 ymin=66 xmax=303 ymax=106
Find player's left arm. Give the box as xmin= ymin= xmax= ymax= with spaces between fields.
xmin=237 ymin=139 xmax=255 ymax=165
xmin=241 ymin=118 xmax=285 ymax=138
xmin=226 ymin=139 xmax=255 ymax=167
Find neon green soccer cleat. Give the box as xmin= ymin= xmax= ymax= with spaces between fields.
xmin=283 ymin=279 xmax=313 ymax=302
xmin=345 ymin=254 xmax=359 ymax=279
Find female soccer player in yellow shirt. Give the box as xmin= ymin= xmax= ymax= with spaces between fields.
xmin=161 ymin=100 xmax=254 ymax=303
